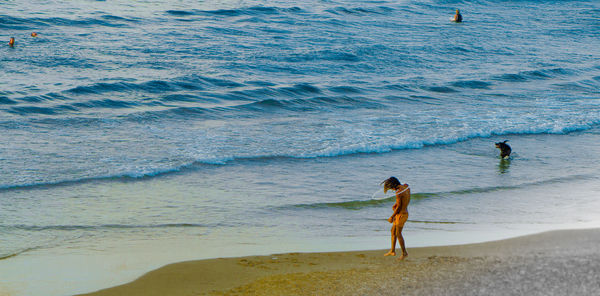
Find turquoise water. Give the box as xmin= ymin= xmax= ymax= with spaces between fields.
xmin=1 ymin=0 xmax=600 ymax=295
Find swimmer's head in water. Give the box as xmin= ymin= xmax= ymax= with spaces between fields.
xmin=9 ymin=37 xmax=15 ymax=46
xmin=381 ymin=176 xmax=401 ymax=193
xmin=456 ymin=9 xmax=460 ymax=14
xmin=31 ymin=32 xmax=38 ymax=37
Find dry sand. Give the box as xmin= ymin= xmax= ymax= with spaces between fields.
xmin=79 ymin=228 xmax=600 ymax=296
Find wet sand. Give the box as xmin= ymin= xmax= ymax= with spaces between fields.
xmin=79 ymin=228 xmax=600 ymax=296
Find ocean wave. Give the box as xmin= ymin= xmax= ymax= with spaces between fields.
xmin=228 ymin=94 xmax=383 ymax=113
xmin=66 ymin=79 xmax=207 ymax=95
xmin=491 ymin=67 xmax=578 ymax=83
xmin=3 ymin=114 xmax=597 ymax=192
xmin=407 ymin=95 xmax=443 ymax=105
xmin=71 ymin=99 xmax=139 ymax=109
xmin=160 ymin=94 xmax=213 ymax=103
xmin=325 ymin=6 xmax=395 ymax=16
xmin=286 ymin=174 xmax=598 ymax=211
xmin=493 ymin=73 xmax=529 ymax=82
xmin=121 ymin=94 xmax=378 ymax=118
xmin=1 ymin=76 xmax=246 ymax=116
xmin=17 ymin=93 xmax=70 ymax=103
xmin=0 ymin=96 xmax=17 ymax=105
xmin=0 ymin=223 xmax=207 ymax=259
xmin=63 ymin=76 xmax=240 ymax=98
xmin=552 ymin=81 xmax=599 ymax=93
xmin=165 ymin=6 xmax=303 ymax=17
xmin=0 ymin=247 xmax=39 ymax=261
xmin=0 ymin=163 xmax=193 ymax=192
xmin=328 ymin=86 xmax=364 ymax=94
xmin=1 ymin=80 xmax=376 ymax=117
xmin=2 ymin=223 xmax=207 ymax=232
xmin=292 ymin=193 xmax=436 ymax=210
xmin=448 ymin=67 xmax=578 ymax=90
xmin=427 ymin=0 xmax=580 ymax=4
xmin=450 ymin=80 xmax=493 ymax=89
xmin=0 ymin=14 xmax=139 ymax=30
xmin=421 ymin=86 xmax=458 ymax=93
xmin=7 ymin=105 xmax=77 ymax=116
xmin=2 ymin=64 xmax=586 ymax=118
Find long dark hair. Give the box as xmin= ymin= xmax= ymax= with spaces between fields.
xmin=381 ymin=176 xmax=401 ymax=193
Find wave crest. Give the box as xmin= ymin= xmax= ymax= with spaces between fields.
xmin=0 ymin=14 xmax=139 ymax=30
xmin=292 ymin=193 xmax=435 ymax=210
xmin=166 ymin=6 xmax=303 ymax=17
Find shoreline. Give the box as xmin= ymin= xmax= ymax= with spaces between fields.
xmin=78 ymin=228 xmax=600 ymax=296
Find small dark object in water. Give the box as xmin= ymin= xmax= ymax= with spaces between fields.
xmin=495 ymin=140 xmax=511 ymax=159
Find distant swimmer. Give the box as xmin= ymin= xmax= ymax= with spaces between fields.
xmin=31 ymin=32 xmax=38 ymax=37
xmin=495 ymin=140 xmax=512 ymax=159
xmin=8 ymin=37 xmax=15 ymax=47
xmin=382 ymin=176 xmax=411 ymax=260
xmin=452 ymin=9 xmax=463 ymax=23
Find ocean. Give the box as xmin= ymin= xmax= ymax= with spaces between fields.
xmin=1 ymin=0 xmax=600 ymax=295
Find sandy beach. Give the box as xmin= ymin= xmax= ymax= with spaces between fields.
xmin=78 ymin=228 xmax=600 ymax=296
xmin=3 ymin=1 xmax=600 ymax=296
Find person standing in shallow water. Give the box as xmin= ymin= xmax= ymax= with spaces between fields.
xmin=382 ymin=176 xmax=411 ymax=260
xmin=452 ymin=9 xmax=463 ymax=22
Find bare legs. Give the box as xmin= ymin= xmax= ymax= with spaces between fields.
xmin=396 ymin=225 xmax=408 ymax=260
xmin=384 ymin=224 xmax=396 ymax=256
xmin=384 ymin=222 xmax=408 ymax=260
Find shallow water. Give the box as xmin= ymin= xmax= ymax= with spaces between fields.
xmin=1 ymin=0 xmax=600 ymax=295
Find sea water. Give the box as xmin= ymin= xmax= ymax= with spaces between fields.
xmin=1 ymin=0 xmax=600 ymax=295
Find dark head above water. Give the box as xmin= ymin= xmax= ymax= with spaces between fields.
xmin=381 ymin=176 xmax=401 ymax=193
xmin=495 ymin=140 xmax=511 ymax=159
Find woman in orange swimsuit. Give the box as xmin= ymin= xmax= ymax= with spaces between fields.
xmin=382 ymin=176 xmax=410 ymax=260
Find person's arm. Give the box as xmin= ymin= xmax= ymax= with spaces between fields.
xmin=388 ymin=202 xmax=398 ymax=223
xmin=389 ymin=194 xmax=403 ymax=220
xmin=390 ymin=201 xmax=402 ymax=220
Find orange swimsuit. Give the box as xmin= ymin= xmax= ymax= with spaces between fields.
xmin=394 ymin=212 xmax=408 ymax=226
xmin=394 ymin=187 xmax=409 ymax=226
